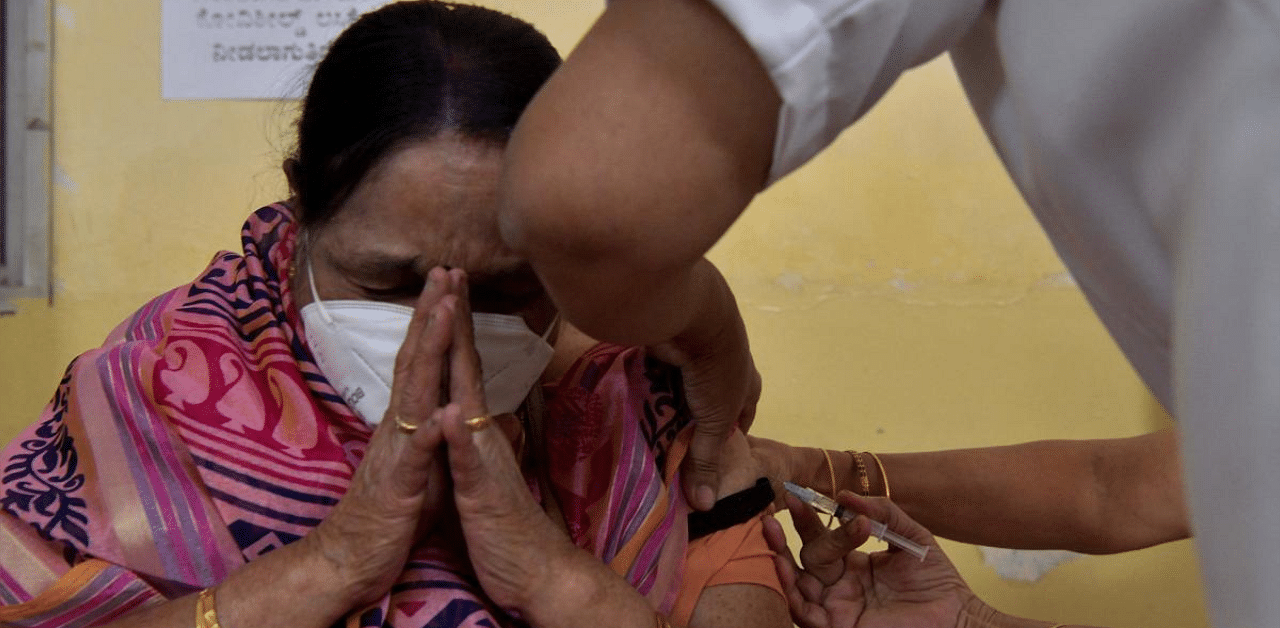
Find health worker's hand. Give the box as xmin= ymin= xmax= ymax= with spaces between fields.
xmin=765 ymin=492 xmax=976 ymax=628
xmin=745 ymin=435 xmax=801 ymax=511
xmin=305 ymin=267 xmax=456 ymax=608
xmin=650 ymin=261 xmax=761 ymax=511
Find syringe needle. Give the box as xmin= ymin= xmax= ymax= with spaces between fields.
xmin=783 ymin=482 xmax=930 ymax=562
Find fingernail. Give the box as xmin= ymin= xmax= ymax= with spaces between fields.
xmin=696 ymin=486 xmax=716 ymax=510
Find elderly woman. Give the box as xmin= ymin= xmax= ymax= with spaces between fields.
xmin=0 ymin=3 xmax=789 ymax=627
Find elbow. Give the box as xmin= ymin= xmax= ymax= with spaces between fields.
xmin=498 ymin=92 xmax=612 ymax=269
xmin=1074 ymin=440 xmax=1192 ymax=554
xmin=498 ymin=155 xmax=693 ymax=282
xmin=1070 ymin=533 xmax=1146 ymax=556
xmin=1078 ymin=511 xmax=1192 ymax=554
xmin=1072 ymin=525 xmax=1190 ymax=555
xmin=498 ymin=164 xmax=609 ymax=270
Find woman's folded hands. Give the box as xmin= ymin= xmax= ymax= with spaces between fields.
xmin=307 ymin=267 xmax=633 ymax=626
xmin=430 ymin=269 xmax=660 ymax=628
xmin=430 ymin=269 xmax=581 ymax=616
xmin=306 ymin=266 xmax=459 ymax=607
xmin=301 ymin=267 xmax=683 ymax=628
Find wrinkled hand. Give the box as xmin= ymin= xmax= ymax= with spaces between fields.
xmin=308 ymin=268 xmax=456 ymax=606
xmin=651 ymin=261 xmax=761 ymax=511
xmin=431 ymin=270 xmax=579 ymax=614
xmin=765 ymin=492 xmax=976 ymax=628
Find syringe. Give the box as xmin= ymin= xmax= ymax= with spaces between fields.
xmin=782 ymin=481 xmax=930 ymax=562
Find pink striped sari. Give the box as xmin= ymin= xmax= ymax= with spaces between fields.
xmin=0 ymin=205 xmax=694 ymax=627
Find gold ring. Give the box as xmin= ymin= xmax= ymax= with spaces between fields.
xmin=464 ymin=415 xmax=492 ymax=432
xmin=394 ymin=415 xmax=419 ymax=434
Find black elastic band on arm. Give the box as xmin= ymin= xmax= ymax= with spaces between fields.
xmin=687 ymin=477 xmax=775 ymax=541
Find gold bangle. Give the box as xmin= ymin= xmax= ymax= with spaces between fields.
xmin=196 ymin=587 xmax=222 ymax=628
xmin=849 ymin=451 xmax=871 ymax=496
xmin=820 ymin=449 xmax=838 ymax=526
xmin=655 ymin=612 xmax=674 ymax=628
xmin=820 ymin=449 xmax=838 ymax=496
xmin=866 ymin=452 xmax=890 ymax=499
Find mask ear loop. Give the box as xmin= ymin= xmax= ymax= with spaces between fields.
xmin=541 ymin=314 xmax=560 ymax=341
xmin=303 ymin=232 xmax=335 ymax=325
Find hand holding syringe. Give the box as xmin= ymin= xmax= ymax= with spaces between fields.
xmin=783 ymin=481 xmax=930 ymax=561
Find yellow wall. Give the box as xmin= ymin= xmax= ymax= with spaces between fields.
xmin=0 ymin=1 xmax=1204 ymax=627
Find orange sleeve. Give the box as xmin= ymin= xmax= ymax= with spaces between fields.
xmin=669 ymin=515 xmax=785 ymax=626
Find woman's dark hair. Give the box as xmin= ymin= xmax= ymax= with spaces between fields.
xmin=290 ymin=1 xmax=561 ymax=227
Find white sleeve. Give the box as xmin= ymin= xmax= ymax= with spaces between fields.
xmin=1175 ymin=103 xmax=1280 ymax=625
xmin=704 ymin=0 xmax=986 ymax=184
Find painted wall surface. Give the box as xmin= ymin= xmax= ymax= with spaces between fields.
xmin=0 ymin=2 xmax=1205 ymax=627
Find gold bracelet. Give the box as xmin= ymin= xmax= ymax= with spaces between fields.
xmin=820 ymin=449 xmax=838 ymax=526
xmin=655 ymin=611 xmax=674 ymax=628
xmin=196 ymin=587 xmax=222 ymax=628
xmin=849 ymin=451 xmax=871 ymax=496
xmin=866 ymin=452 xmax=891 ymax=499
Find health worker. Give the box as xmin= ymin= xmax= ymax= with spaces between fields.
xmin=496 ymin=1 xmax=1280 ymax=627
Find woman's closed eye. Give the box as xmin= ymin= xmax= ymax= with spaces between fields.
xmin=354 ymin=278 xmax=544 ymax=313
xmin=330 ymin=253 xmax=428 ymax=302
xmin=354 ymin=268 xmax=426 ymax=301
xmin=361 ymin=280 xmax=427 ymax=301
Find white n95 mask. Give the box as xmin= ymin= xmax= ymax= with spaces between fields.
xmin=299 ymin=263 xmax=555 ymax=425
xmin=468 ymin=311 xmax=556 ymax=416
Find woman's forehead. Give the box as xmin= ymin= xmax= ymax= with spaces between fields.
xmin=321 ymin=135 xmax=515 ymax=272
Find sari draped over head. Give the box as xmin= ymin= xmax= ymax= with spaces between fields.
xmin=0 ymin=205 xmax=697 ymax=628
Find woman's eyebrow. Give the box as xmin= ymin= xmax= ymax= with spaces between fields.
xmin=339 ymin=252 xmax=423 ymax=277
xmin=337 ymin=250 xmax=536 ymax=282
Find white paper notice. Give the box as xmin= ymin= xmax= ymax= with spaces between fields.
xmin=162 ymin=0 xmax=394 ymax=100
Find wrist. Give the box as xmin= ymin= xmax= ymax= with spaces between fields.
xmin=787 ymin=444 xmax=819 ymax=489
xmin=519 ymin=541 xmax=658 ymax=628
xmin=518 ymin=546 xmax=607 ymax=627
xmin=956 ymin=594 xmax=1059 ymax=628
xmin=797 ymin=447 xmax=834 ymax=495
xmin=208 ymin=533 xmax=359 ymax=628
xmin=863 ymin=452 xmax=888 ymax=497
xmin=301 ymin=523 xmax=384 ymax=609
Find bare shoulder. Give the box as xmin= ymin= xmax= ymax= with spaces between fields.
xmin=690 ymin=583 xmax=790 ymax=628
